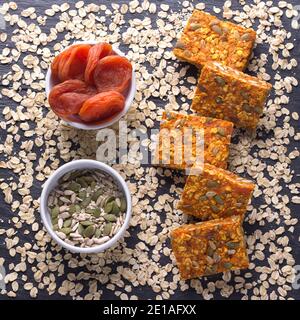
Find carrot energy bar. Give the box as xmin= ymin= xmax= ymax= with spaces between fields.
xmin=177 ymin=163 xmax=255 ymax=220
xmin=191 ymin=62 xmax=272 ymax=130
xmin=171 ymin=215 xmax=249 ymax=279
xmin=173 ymin=10 xmax=256 ymax=71
xmin=154 ymin=111 xmax=234 ymax=170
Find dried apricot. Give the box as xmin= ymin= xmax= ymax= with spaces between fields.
xmin=60 ymin=44 xmax=91 ymax=81
xmin=51 ymin=44 xmax=91 ymax=82
xmin=84 ymin=43 xmax=113 ymax=85
xmin=49 ymin=80 xmax=96 ymax=116
xmin=93 ymin=56 xmax=132 ymax=94
xmin=79 ymin=91 xmax=125 ymax=122
xmin=51 ymin=44 xmax=81 ymax=81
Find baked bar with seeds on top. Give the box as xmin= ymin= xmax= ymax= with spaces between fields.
xmin=173 ymin=10 xmax=256 ymax=71
xmin=177 ymin=163 xmax=255 ymax=220
xmin=191 ymin=62 xmax=272 ymax=130
xmin=154 ymin=111 xmax=234 ymax=170
xmin=171 ymin=215 xmax=249 ymax=280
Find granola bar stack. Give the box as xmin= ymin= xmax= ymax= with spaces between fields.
xmin=155 ymin=9 xmax=273 ymax=280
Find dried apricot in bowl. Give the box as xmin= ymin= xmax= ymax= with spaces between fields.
xmin=93 ymin=56 xmax=132 ymax=94
xmin=49 ymin=79 xmax=96 ymax=117
xmin=51 ymin=44 xmax=91 ymax=82
xmin=79 ymin=91 xmax=125 ymax=123
xmin=84 ymin=43 xmax=113 ymax=85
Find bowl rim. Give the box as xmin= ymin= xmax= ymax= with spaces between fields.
xmin=46 ymin=41 xmax=136 ymax=130
xmin=40 ymin=159 xmax=132 ymax=254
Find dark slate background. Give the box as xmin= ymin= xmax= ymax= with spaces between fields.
xmin=0 ymin=0 xmax=299 ymax=300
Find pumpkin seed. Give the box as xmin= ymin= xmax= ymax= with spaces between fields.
xmin=59 ymin=172 xmax=71 ymax=183
xmin=207 ymin=180 xmax=219 ymax=188
xmin=63 ymin=219 xmax=72 ymax=228
xmin=207 ymin=246 xmax=214 ymax=257
xmin=215 ymin=96 xmax=223 ymax=104
xmin=240 ymin=90 xmax=249 ymax=99
xmin=83 ymin=176 xmax=94 ymax=184
xmin=86 ymin=208 xmax=96 ymax=215
xmin=223 ymin=262 xmax=233 ymax=269
xmin=95 ymin=228 xmax=102 ymax=238
xmin=254 ymin=106 xmax=262 ymax=114
xmin=69 ymin=170 xmax=84 ymax=181
xmin=104 ymin=214 xmax=117 ymax=222
xmin=61 ymin=227 xmax=72 ymax=235
xmin=90 ymin=181 xmax=97 ymax=189
xmin=215 ymin=76 xmax=226 ymax=86
xmin=80 ymin=197 xmax=91 ymax=208
xmin=76 ymin=177 xmax=88 ymax=188
xmin=68 ymin=181 xmax=81 ymax=193
xmin=226 ymin=242 xmax=240 ymax=250
xmin=211 ymin=205 xmax=220 ymax=213
xmin=120 ymin=198 xmax=127 ymax=212
xmin=198 ymin=195 xmax=208 ymax=202
xmin=103 ymin=223 xmax=113 ymax=236
xmin=174 ymin=40 xmax=185 ymax=49
xmin=105 ymin=196 xmax=115 ymax=205
xmin=93 ymin=208 xmax=101 ymax=218
xmin=69 ymin=204 xmax=77 ymax=214
xmin=214 ymin=195 xmax=224 ymax=205
xmin=205 ymin=265 xmax=218 ymax=275
xmin=242 ymin=103 xmax=252 ymax=113
xmin=78 ymin=224 xmax=85 ymax=236
xmin=52 ymin=217 xmax=58 ymax=226
xmin=205 ymin=117 xmax=213 ymax=124
xmin=190 ymin=23 xmax=201 ymax=31
xmin=80 ymin=221 xmax=94 ymax=227
xmin=104 ymin=201 xmax=113 ymax=213
xmin=51 ymin=206 xmax=59 ymax=218
xmin=86 ymin=208 xmax=101 ymax=218
xmin=78 ymin=190 xmax=87 ymax=199
xmin=217 ymin=127 xmax=226 ymax=137
xmin=53 ymin=224 xmax=59 ymax=231
xmin=83 ymin=225 xmax=95 ymax=238
xmin=92 ymin=189 xmax=103 ymax=201
xmin=211 ymin=24 xmax=223 ymax=35
xmin=111 ymin=202 xmax=120 ymax=215
xmin=198 ymin=84 xmax=207 ymax=92
xmin=241 ymin=33 xmax=250 ymax=41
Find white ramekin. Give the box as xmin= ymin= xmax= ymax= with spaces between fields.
xmin=40 ymin=160 xmax=132 ymax=254
xmin=45 ymin=41 xmax=136 ymax=130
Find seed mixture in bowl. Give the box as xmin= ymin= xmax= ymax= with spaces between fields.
xmin=47 ymin=169 xmax=127 ymax=248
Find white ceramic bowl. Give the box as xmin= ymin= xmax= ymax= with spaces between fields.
xmin=40 ymin=160 xmax=132 ymax=254
xmin=46 ymin=41 xmax=136 ymax=130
